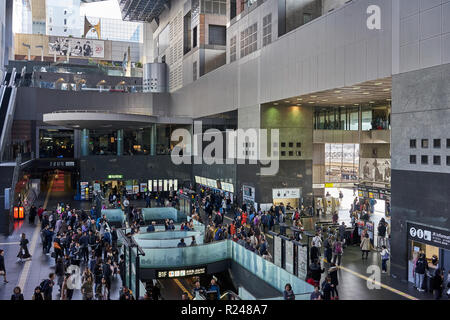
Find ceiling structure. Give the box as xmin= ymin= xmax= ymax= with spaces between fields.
xmin=118 ymin=0 xmax=170 ymax=23
xmin=265 ymin=77 xmax=392 ymax=108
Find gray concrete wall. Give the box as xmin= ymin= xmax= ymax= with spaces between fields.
xmin=391 ymin=63 xmax=450 ymax=174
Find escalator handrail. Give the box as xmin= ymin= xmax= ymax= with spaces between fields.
xmin=8 ymin=68 xmax=17 ymax=87
xmin=220 ymin=290 xmax=241 ymax=300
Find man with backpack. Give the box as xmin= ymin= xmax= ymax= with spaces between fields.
xmin=40 ymin=273 xmax=56 ymax=300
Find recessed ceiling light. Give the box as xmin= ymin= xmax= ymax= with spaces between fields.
xmin=386 ymin=98 xmax=391 ymax=101
xmin=363 ymin=92 xmax=370 ymax=95
xmin=310 ymin=95 xmax=317 ymax=98
xmin=334 ymin=90 xmax=341 ymax=93
xmin=274 ymin=103 xmax=279 ymax=105
xmin=353 ymin=87 xmax=361 ymax=90
xmin=308 ymin=101 xmax=315 ymax=104
xmin=337 ymin=97 xmax=343 ymax=99
xmin=321 ymin=99 xmax=328 ymax=102
xmin=383 ymin=88 xmax=391 ymax=91
xmin=354 ymin=104 xmax=359 ymax=106
xmin=369 ymin=101 xmax=375 ymax=103
xmin=375 ymin=82 xmax=383 ymax=86
xmin=297 ymin=98 xmax=302 ymax=101
xmin=284 ymin=101 xmax=290 ymax=103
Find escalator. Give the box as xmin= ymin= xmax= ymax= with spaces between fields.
xmin=0 ymin=68 xmax=18 ymax=161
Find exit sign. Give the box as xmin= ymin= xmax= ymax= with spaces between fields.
xmin=108 ymin=175 xmax=123 ymax=179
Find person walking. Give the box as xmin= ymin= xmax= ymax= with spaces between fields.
xmin=81 ymin=276 xmax=94 ymax=300
xmin=328 ymin=263 xmax=339 ymax=300
xmin=17 ymin=233 xmax=31 ymax=262
xmin=432 ymin=269 xmax=444 ymax=300
xmin=332 ymin=238 xmax=343 ymax=266
xmin=41 ymin=273 xmax=56 ymax=300
xmin=0 ymin=249 xmax=8 ymax=283
xmin=380 ymin=245 xmax=390 ymax=273
xmin=11 ymin=287 xmax=24 ymax=300
xmin=360 ymin=232 xmax=371 ymax=260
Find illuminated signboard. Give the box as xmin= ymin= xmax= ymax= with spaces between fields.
xmin=156 ymin=267 xmax=206 ymax=279
xmin=108 ymin=175 xmax=123 ymax=179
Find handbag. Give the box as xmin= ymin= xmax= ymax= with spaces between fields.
xmin=0 ymin=271 xmax=5 ymax=275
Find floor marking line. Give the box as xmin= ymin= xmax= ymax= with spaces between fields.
xmin=0 ymin=242 xmax=20 ymax=245
xmin=17 ymin=177 xmax=54 ymax=291
xmin=173 ymin=278 xmax=193 ymax=300
xmin=338 ymin=265 xmax=419 ymax=300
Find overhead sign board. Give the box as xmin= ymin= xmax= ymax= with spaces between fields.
xmin=407 ymin=222 xmax=450 ymax=250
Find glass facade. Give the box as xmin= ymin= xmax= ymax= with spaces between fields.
xmin=84 ymin=16 xmax=143 ymax=43
xmin=39 ymin=129 xmax=74 ymax=158
xmin=325 ymin=143 xmax=360 ymax=183
xmin=314 ymin=106 xmax=359 ymax=130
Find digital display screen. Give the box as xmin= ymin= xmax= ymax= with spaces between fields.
xmin=156 ymin=267 xmax=206 ymax=279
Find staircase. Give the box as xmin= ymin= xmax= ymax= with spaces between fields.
xmin=51 ymin=170 xmax=67 ymax=192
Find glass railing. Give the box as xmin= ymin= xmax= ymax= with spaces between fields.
xmin=134 ymin=230 xmax=204 ymax=247
xmin=140 ymin=240 xmax=230 ymax=269
xmin=101 ymin=208 xmax=126 ymax=224
xmin=137 ymin=240 xmax=314 ymax=298
xmin=141 ymin=207 xmax=188 ymax=223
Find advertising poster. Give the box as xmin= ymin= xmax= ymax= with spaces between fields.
xmin=140 ymin=183 xmax=147 ymax=193
xmin=274 ymin=236 xmax=282 ymax=268
xmin=297 ymin=244 xmax=308 ymax=280
xmin=80 ymin=182 xmax=89 ymax=200
xmin=48 ymin=36 xmax=105 ymax=58
xmin=285 ymin=241 xmax=294 ymax=274
xmin=360 ymin=158 xmax=391 ymax=183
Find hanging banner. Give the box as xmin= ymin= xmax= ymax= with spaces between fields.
xmin=48 ymin=36 xmax=105 ymax=58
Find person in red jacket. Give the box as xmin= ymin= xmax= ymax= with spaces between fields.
xmin=37 ymin=206 xmax=45 ymax=222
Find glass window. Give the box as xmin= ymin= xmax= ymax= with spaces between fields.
xmin=410 ymin=155 xmax=416 ymax=164
xmin=433 ymin=139 xmax=441 ymax=148
xmin=421 ymin=155 xmax=428 ymax=165
xmin=39 ymin=129 xmax=74 ymax=158
xmin=421 ymin=139 xmax=428 ymax=148
xmin=325 ymin=143 xmax=359 ymax=183
xmin=361 ymin=109 xmax=372 ymax=131
xmin=410 ymin=139 xmax=416 ymax=148
xmin=447 ymin=139 xmax=450 ymax=148
xmin=433 ymin=156 xmax=441 ymax=165
xmin=447 ymin=156 xmax=450 ymax=166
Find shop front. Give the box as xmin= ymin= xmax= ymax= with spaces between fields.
xmin=272 ymin=188 xmax=301 ymax=209
xmin=194 ymin=176 xmax=235 ymax=204
xmin=356 ymin=183 xmax=391 ymax=216
xmin=407 ymin=222 xmax=450 ymax=286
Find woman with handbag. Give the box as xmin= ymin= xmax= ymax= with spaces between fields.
xmin=0 ymin=249 xmax=8 ymax=283
xmin=17 ymin=233 xmax=31 ymax=262
xmin=360 ymin=232 xmax=372 ymax=260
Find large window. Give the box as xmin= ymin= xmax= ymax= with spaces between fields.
xmin=325 ymin=144 xmax=359 ymax=183
xmin=262 ymin=14 xmax=272 ymax=47
xmin=230 ymin=35 xmax=237 ymax=62
xmin=201 ymin=0 xmax=227 ymax=15
xmin=314 ymin=107 xmax=359 ymax=130
xmin=240 ymin=23 xmax=257 ymax=58
xmin=39 ymin=129 xmax=74 ymax=158
xmin=209 ymin=25 xmax=226 ymax=45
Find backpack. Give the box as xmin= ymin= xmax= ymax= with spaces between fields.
xmin=382 ymin=250 xmax=390 ymax=260
xmin=335 ymin=241 xmax=342 ymax=254
xmin=40 ymin=279 xmax=50 ymax=292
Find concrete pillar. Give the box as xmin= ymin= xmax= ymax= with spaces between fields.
xmin=150 ymin=124 xmax=156 ymax=156
xmin=142 ymin=22 xmax=155 ymax=64
xmin=81 ymin=129 xmax=89 ymax=156
xmin=117 ymin=129 xmax=124 ymax=156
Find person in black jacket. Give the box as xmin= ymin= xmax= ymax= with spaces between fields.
xmin=41 ymin=273 xmax=56 ymax=300
xmin=29 ymin=205 xmax=37 ymax=224
xmin=309 ymin=259 xmax=325 ymax=287
xmin=414 ymin=253 xmax=428 ymax=292
xmin=329 ymin=263 xmax=339 ymax=299
xmin=321 ymin=276 xmax=332 ymax=300
xmin=0 ymin=249 xmax=8 ymax=283
xmin=11 ymin=286 xmax=24 ymax=300
xmin=432 ymin=269 xmax=444 ymax=300
xmin=32 ymin=287 xmax=44 ymax=301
